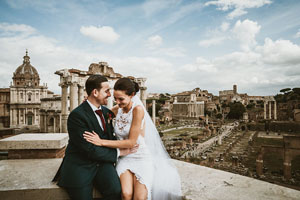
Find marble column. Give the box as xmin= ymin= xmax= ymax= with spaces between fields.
xmin=53 ymin=116 xmax=56 ymax=133
xmin=13 ymin=109 xmax=17 ymax=126
xmin=70 ymin=82 xmax=78 ymax=111
xmin=107 ymin=88 xmax=114 ymax=109
xmin=78 ymin=85 xmax=84 ymax=106
xmin=59 ymin=114 xmax=62 ymax=133
xmin=152 ymin=99 xmax=156 ymax=124
xmin=263 ymin=102 xmax=267 ymax=120
xmin=9 ymin=109 xmax=13 ymax=127
xmin=274 ymin=101 xmax=277 ymax=120
xmin=23 ymin=109 xmax=25 ymax=125
xmin=44 ymin=114 xmax=47 ymax=133
xmin=283 ymin=150 xmax=292 ymax=180
xmin=140 ymin=87 xmax=147 ymax=107
xmin=61 ymin=84 xmax=68 ymax=133
xmin=34 ymin=108 xmax=37 ymax=125
xmin=256 ymin=149 xmax=264 ymax=177
xmin=18 ymin=109 xmax=21 ymax=126
xmin=218 ymin=135 xmax=222 ymax=145
xmin=269 ymin=102 xmax=272 ymax=120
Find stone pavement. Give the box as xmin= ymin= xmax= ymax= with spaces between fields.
xmin=1 ymin=158 xmax=300 ymax=200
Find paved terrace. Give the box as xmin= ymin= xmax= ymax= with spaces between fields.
xmin=1 ymin=158 xmax=300 ymax=199
xmin=1 ymin=133 xmax=300 ymax=199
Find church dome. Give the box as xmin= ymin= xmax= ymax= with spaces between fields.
xmin=13 ymin=50 xmax=40 ymax=87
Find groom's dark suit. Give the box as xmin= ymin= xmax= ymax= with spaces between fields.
xmin=58 ymin=101 xmax=121 ymax=200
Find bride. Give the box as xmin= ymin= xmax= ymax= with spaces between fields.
xmin=83 ymin=78 xmax=182 ymax=200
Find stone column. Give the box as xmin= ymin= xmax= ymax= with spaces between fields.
xmin=44 ymin=114 xmax=47 ymax=133
xmin=218 ymin=135 xmax=222 ymax=145
xmin=269 ymin=102 xmax=272 ymax=120
xmin=23 ymin=109 xmax=25 ymax=125
xmin=140 ymin=87 xmax=147 ymax=107
xmin=256 ymin=149 xmax=264 ymax=177
xmin=70 ymin=82 xmax=78 ymax=111
xmin=34 ymin=108 xmax=37 ymax=125
xmin=13 ymin=109 xmax=17 ymax=126
xmin=152 ymin=100 xmax=156 ymax=124
xmin=78 ymin=85 xmax=84 ymax=106
xmin=107 ymin=88 xmax=114 ymax=109
xmin=61 ymin=84 xmax=68 ymax=133
xmin=18 ymin=109 xmax=21 ymax=126
xmin=274 ymin=101 xmax=277 ymax=120
xmin=135 ymin=78 xmax=147 ymax=107
xmin=59 ymin=114 xmax=62 ymax=133
xmin=283 ymin=149 xmax=292 ymax=180
xmin=263 ymin=102 xmax=267 ymax=120
xmin=53 ymin=116 xmax=56 ymax=133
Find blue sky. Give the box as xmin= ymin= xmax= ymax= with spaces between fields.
xmin=0 ymin=0 xmax=300 ymax=96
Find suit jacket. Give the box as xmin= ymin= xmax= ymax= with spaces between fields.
xmin=57 ymin=101 xmax=117 ymax=187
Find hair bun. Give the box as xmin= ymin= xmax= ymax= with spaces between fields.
xmin=133 ymin=81 xmax=140 ymax=93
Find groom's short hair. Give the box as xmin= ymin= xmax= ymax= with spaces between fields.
xmin=85 ymin=75 xmax=108 ymax=96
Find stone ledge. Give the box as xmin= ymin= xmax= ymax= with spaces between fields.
xmin=0 ymin=133 xmax=68 ymax=150
xmin=173 ymin=160 xmax=300 ymax=200
xmin=1 ymin=158 xmax=300 ymax=200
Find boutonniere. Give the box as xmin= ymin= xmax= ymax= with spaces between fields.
xmin=107 ymin=113 xmax=114 ymax=124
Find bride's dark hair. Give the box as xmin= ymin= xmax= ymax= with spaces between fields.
xmin=114 ymin=77 xmax=139 ymax=96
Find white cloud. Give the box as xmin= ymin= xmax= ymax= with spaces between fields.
xmin=146 ymin=35 xmax=163 ymax=49
xmin=256 ymin=38 xmax=300 ymax=66
xmin=178 ymin=37 xmax=300 ymax=95
xmin=146 ymin=35 xmax=186 ymax=57
xmin=221 ymin=22 xmax=230 ymax=32
xmin=142 ymin=0 xmax=182 ymax=17
xmin=109 ymin=56 xmax=188 ymax=93
xmin=80 ymin=26 xmax=120 ymax=44
xmin=205 ymin=0 xmax=272 ymax=19
xmin=199 ymin=37 xmax=226 ymax=47
xmin=0 ymin=23 xmax=37 ymax=36
xmin=0 ymin=23 xmax=184 ymax=94
xmin=232 ymin=19 xmax=261 ymax=51
xmin=295 ymin=29 xmax=300 ymax=38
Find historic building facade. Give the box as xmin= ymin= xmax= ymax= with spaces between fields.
xmin=9 ymin=51 xmax=48 ymax=128
xmin=172 ymin=89 xmax=205 ymax=120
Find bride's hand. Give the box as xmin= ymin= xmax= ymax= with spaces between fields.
xmin=83 ymin=131 xmax=103 ymax=146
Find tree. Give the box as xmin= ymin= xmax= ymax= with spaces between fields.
xmin=292 ymin=88 xmax=300 ymax=95
xmin=280 ymin=88 xmax=291 ymax=94
xmin=227 ymin=102 xmax=246 ymax=119
xmin=216 ymin=113 xmax=223 ymax=119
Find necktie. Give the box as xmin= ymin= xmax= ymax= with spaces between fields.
xmin=95 ymin=109 xmax=106 ymax=132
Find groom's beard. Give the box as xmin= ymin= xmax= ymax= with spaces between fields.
xmin=99 ymin=96 xmax=110 ymax=105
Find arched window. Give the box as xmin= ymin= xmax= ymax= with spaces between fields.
xmin=28 ymin=93 xmax=32 ymax=101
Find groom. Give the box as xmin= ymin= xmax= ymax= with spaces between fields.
xmin=57 ymin=75 xmax=132 ymax=200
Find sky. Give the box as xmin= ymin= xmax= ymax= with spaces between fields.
xmin=0 ymin=0 xmax=300 ymax=96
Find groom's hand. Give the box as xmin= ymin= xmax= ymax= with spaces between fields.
xmin=119 ymin=144 xmax=139 ymax=156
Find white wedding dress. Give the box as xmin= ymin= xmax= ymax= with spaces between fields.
xmin=114 ymin=95 xmax=182 ymax=200
xmin=114 ymin=101 xmax=154 ymax=199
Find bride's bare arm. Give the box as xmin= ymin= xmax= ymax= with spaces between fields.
xmin=83 ymin=105 xmax=144 ymax=149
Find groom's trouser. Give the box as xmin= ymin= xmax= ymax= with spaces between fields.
xmin=66 ymin=163 xmax=121 ymax=200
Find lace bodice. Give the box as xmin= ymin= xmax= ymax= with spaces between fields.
xmin=114 ymin=102 xmax=149 ymax=157
xmin=114 ymin=102 xmax=144 ymax=139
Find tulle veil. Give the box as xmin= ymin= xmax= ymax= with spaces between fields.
xmin=132 ymin=95 xmax=182 ymax=200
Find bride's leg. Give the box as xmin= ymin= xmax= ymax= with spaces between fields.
xmin=120 ymin=170 xmax=134 ymax=200
xmin=133 ymin=175 xmax=148 ymax=200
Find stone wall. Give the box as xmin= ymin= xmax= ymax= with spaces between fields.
xmin=248 ymin=121 xmax=300 ymax=133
